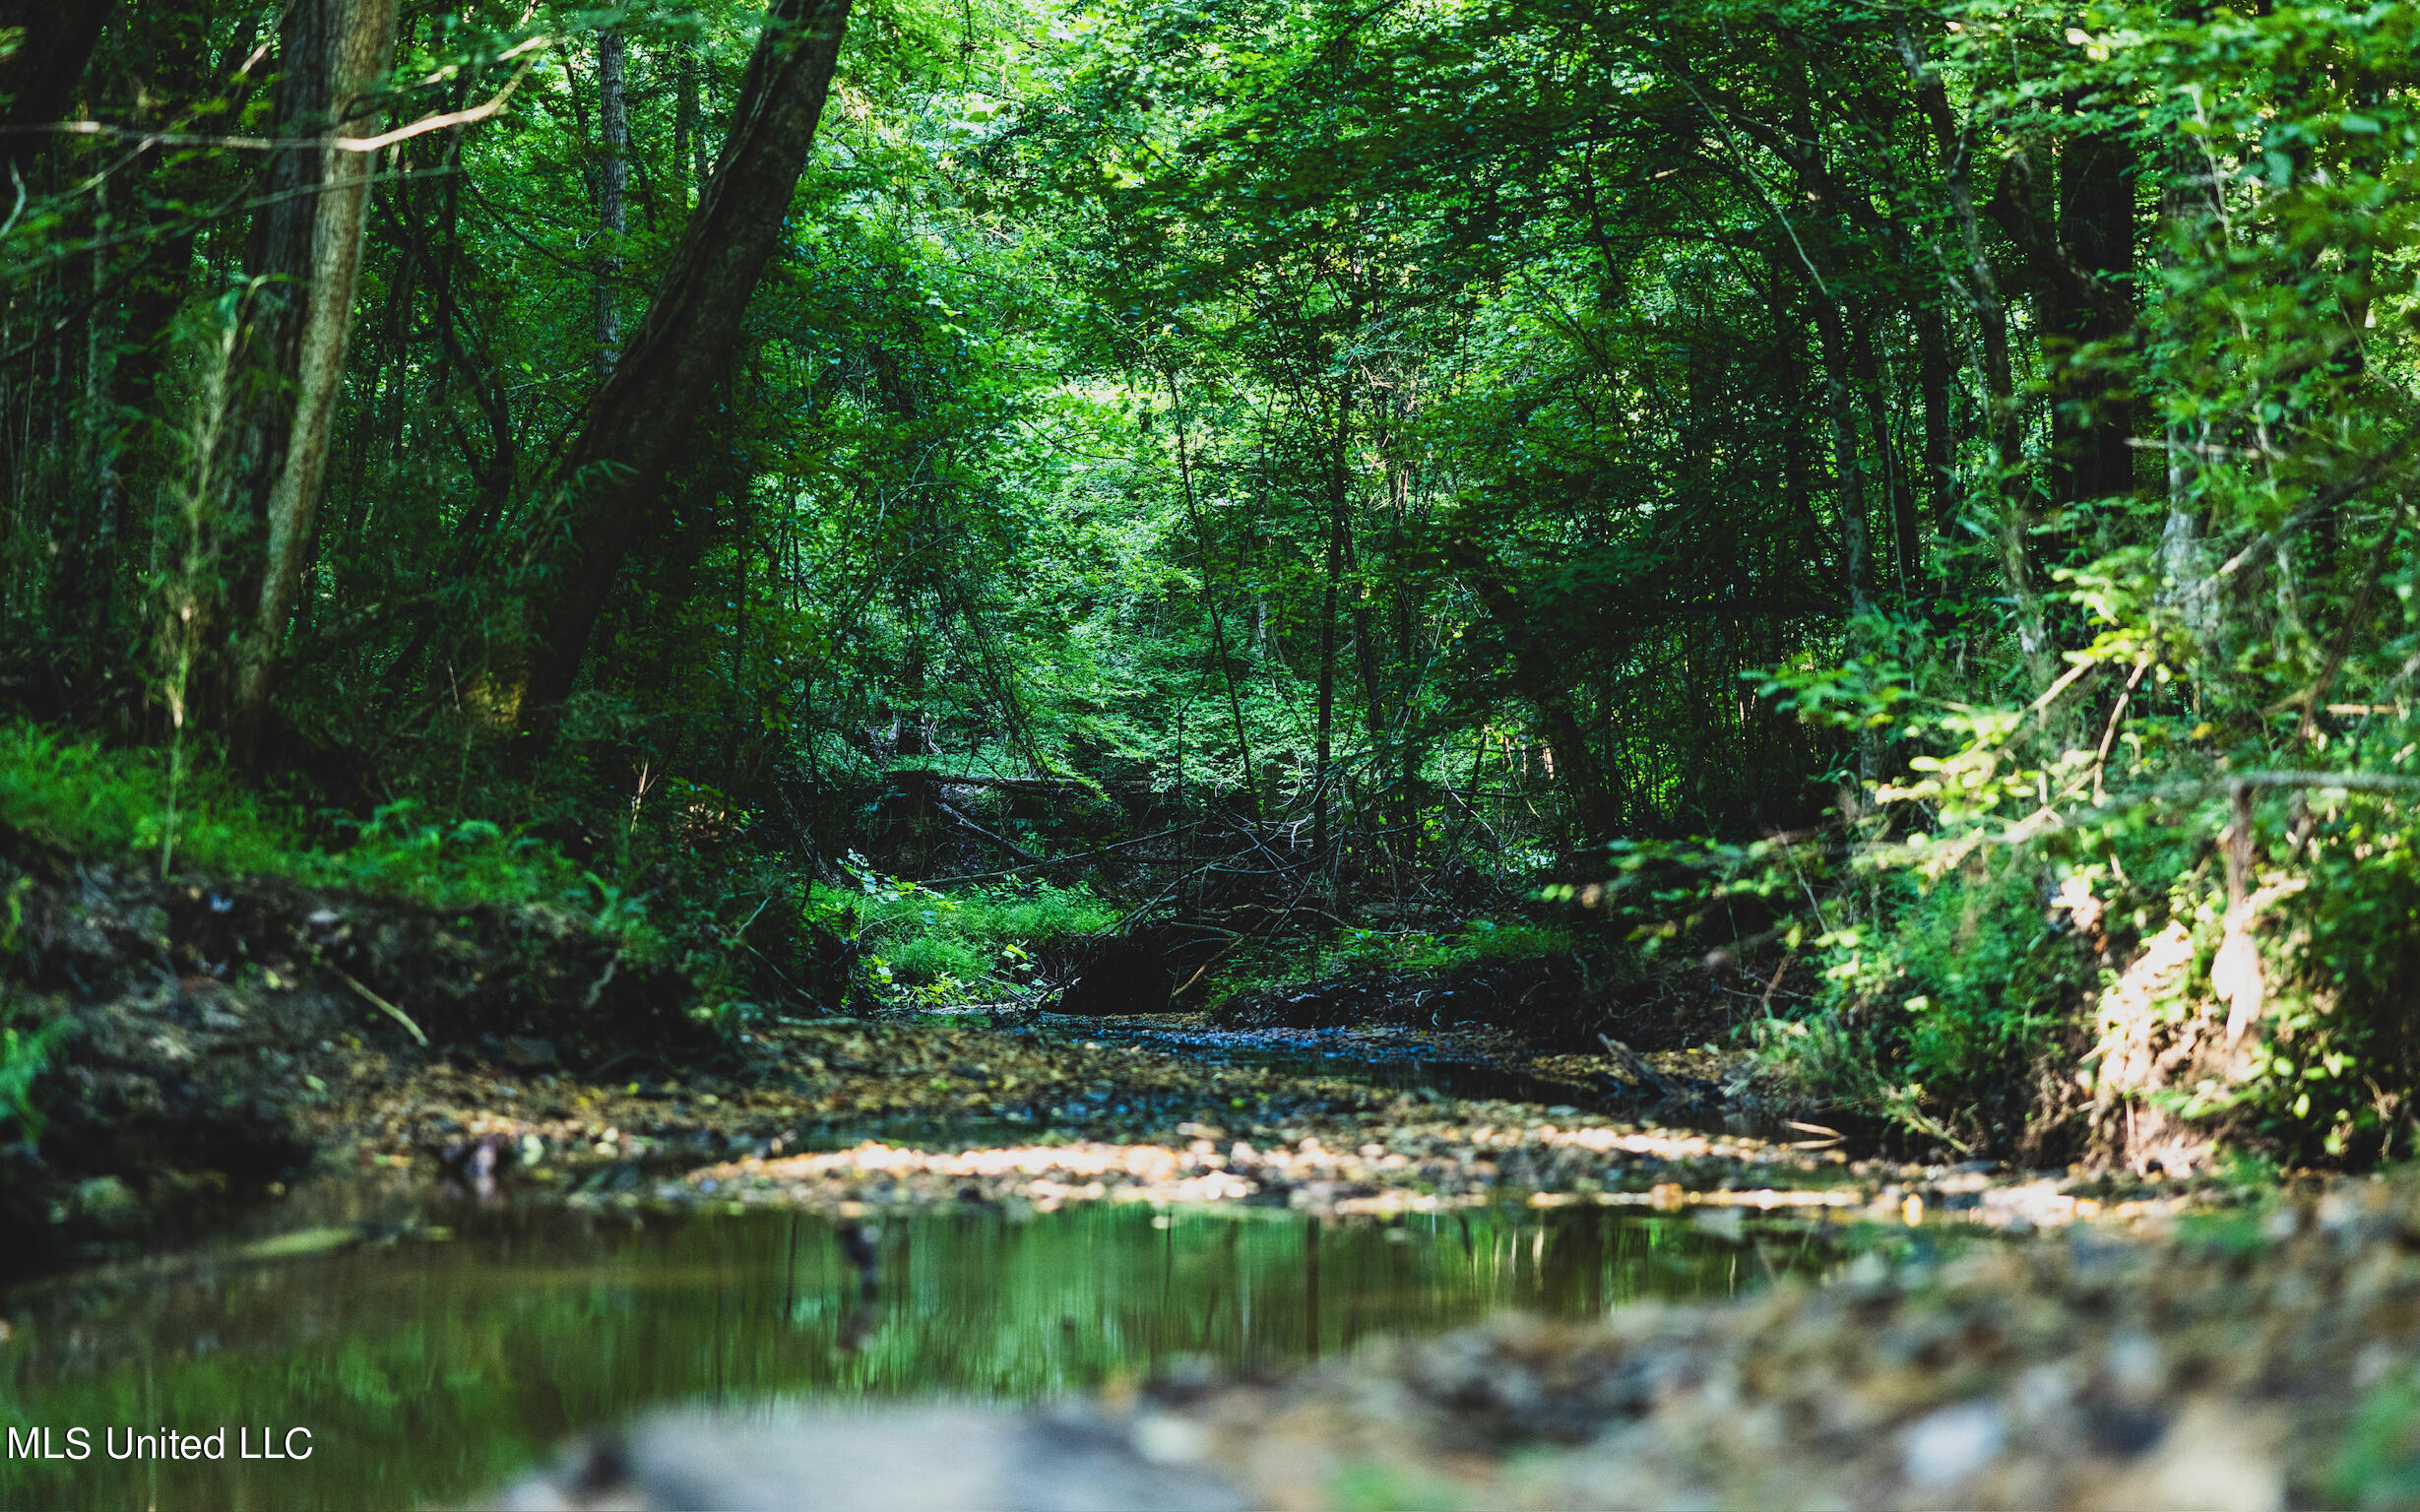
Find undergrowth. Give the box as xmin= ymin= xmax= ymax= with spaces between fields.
xmin=1204 ymin=919 xmax=1581 ymax=1007
xmin=807 ymin=867 xmax=1119 ymax=1004
xmin=0 ymin=720 xmax=605 ymax=917
xmin=0 ymin=877 xmax=63 ymax=1141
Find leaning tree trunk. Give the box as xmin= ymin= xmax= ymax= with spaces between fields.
xmin=1895 ymin=20 xmax=2057 ymax=691
xmin=515 ymin=0 xmax=855 ymax=739
xmin=224 ymin=0 xmax=398 ymax=759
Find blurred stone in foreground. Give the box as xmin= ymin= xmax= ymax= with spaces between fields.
xmin=494 ymin=1403 xmax=1250 ymax=1512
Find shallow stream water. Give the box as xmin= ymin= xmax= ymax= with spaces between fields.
xmin=0 ymin=1182 xmax=1934 ymax=1508
xmin=1 ymin=1024 xmax=1924 ymax=1508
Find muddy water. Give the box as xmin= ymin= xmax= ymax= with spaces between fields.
xmin=0 ymin=1183 xmax=1914 ymax=1510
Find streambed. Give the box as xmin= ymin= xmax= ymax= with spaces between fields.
xmin=0 ymin=1175 xmax=1907 ymax=1509
xmin=2 ymin=1011 xmax=2188 ymax=1508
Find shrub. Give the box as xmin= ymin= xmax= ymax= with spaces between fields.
xmin=0 ymin=720 xmax=598 ymax=918
xmin=808 ymin=867 xmax=1119 ymax=1003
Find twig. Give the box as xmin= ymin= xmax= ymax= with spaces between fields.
xmin=330 ymin=965 xmax=428 ymax=1046
xmin=15 ymin=52 xmax=540 ymax=155
xmin=2090 ymin=658 xmax=2152 ymax=805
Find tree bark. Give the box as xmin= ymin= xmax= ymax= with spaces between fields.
xmin=2050 ymin=127 xmax=2134 ymax=507
xmin=515 ymin=0 xmax=854 ymax=738
xmin=594 ymin=26 xmax=628 ymax=378
xmin=1917 ymin=297 xmax=1955 ymax=536
xmin=225 ymin=0 xmax=399 ymax=758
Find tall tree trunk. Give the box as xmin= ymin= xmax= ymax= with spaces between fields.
xmin=1854 ymin=318 xmax=1919 ymax=601
xmin=1772 ymin=282 xmax=1815 ymax=568
xmin=78 ymin=181 xmax=121 ymax=704
xmin=1896 ymin=22 xmax=2056 ymax=689
xmin=2050 ymin=127 xmax=2136 ymax=509
xmin=1377 ymin=384 xmax=1419 ymax=863
xmin=674 ymin=32 xmax=703 ymax=207
xmin=515 ymin=0 xmax=854 ymax=737
xmin=594 ymin=26 xmax=628 ymax=378
xmin=1312 ymin=373 xmax=1353 ymax=860
xmin=1813 ymin=294 xmax=1879 ymax=782
xmin=1917 ymin=297 xmax=1955 ymax=536
xmin=2155 ymin=139 xmax=2217 ymax=636
xmin=1168 ymin=371 xmax=1258 ymax=820
xmin=1810 ymin=297 xmax=1874 ymax=624
xmin=1313 ymin=489 xmax=1344 ymax=860
xmin=227 ymin=0 xmax=399 ymax=758
xmin=1339 ymin=395 xmax=1388 ymax=865
xmin=1345 ymin=521 xmax=1386 ymax=857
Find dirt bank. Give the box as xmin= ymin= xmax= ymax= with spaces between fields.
xmin=0 ymin=821 xmax=825 ymax=1272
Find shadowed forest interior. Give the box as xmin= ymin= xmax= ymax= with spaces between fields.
xmin=10 ymin=0 xmax=2420 ymax=1165
xmin=19 ymin=1 xmax=2420 ymax=1506
xmin=8 ymin=0 xmax=2420 ymax=1177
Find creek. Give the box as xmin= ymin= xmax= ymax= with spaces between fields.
xmin=0 ymin=1025 xmax=1925 ymax=1509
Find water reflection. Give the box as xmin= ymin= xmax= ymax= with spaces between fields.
xmin=2 ymin=1191 xmax=1882 ymax=1509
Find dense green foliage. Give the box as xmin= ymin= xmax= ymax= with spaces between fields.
xmin=0 ymin=720 xmax=594 ymax=908
xmin=815 ymin=873 xmax=1120 ymax=995
xmin=8 ymin=0 xmax=2420 ymax=1162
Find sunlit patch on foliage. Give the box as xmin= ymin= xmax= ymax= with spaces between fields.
xmin=809 ymin=865 xmax=1119 ymax=1003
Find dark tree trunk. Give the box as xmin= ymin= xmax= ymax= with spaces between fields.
xmin=1917 ymin=296 xmax=1955 ymax=536
xmin=1313 ymin=499 xmax=1342 ymax=858
xmin=1855 ymin=318 xmax=1920 ymax=600
xmin=0 ymin=2 xmax=116 ymax=183
xmin=1449 ymin=543 xmax=1623 ymax=845
xmin=516 ymin=0 xmax=854 ymax=738
xmin=1809 ymin=295 xmax=1874 ymax=623
xmin=2051 ymin=128 xmax=2136 ymax=507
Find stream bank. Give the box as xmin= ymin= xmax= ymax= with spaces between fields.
xmin=2 ymin=828 xmax=2213 ymax=1276
xmin=0 ymin=818 xmax=1839 ymax=1274
xmin=3 ymin=840 xmax=2341 ymax=1511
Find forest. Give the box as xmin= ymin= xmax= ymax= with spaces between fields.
xmin=8 ymin=0 xmax=2420 ymax=1504
xmin=6 ymin=0 xmax=2410 ymax=1162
